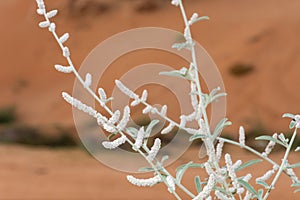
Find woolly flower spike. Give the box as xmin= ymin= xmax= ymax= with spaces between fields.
xmin=108 ymin=110 xmax=121 ymax=125
xmin=48 ymin=23 xmax=56 ymax=32
xmin=36 ymin=0 xmax=45 ymax=10
xmin=188 ymin=13 xmax=198 ymax=25
xmin=215 ymin=191 xmax=234 ymax=200
xmin=62 ymin=92 xmax=97 ymax=118
xmin=84 ymin=73 xmax=92 ymax=88
xmin=59 ymin=33 xmax=69 ymax=44
xmin=294 ymin=115 xmax=300 ymax=128
xmin=190 ymin=83 xmax=198 ymax=110
xmin=262 ymin=133 xmax=277 ymax=157
xmin=204 ymin=163 xmax=214 ymax=175
xmin=171 ymin=0 xmax=180 ymax=6
xmin=117 ymin=106 xmax=130 ymax=131
xmin=256 ymin=169 xmax=275 ymax=182
xmin=239 ymin=126 xmax=245 ymax=146
xmin=46 ymin=10 xmax=58 ymax=19
xmin=216 ymin=140 xmax=224 ymax=162
xmin=161 ymin=122 xmax=175 ymax=134
xmin=193 ymin=174 xmax=216 ymax=200
xmin=133 ymin=127 xmax=145 ymax=151
xmin=98 ymin=88 xmax=107 ymax=106
xmin=244 ymin=191 xmax=252 ymax=200
xmin=127 ymin=175 xmax=161 ymax=187
xmin=232 ymin=160 xmax=242 ymax=171
xmin=166 ymin=176 xmax=176 ymax=193
xmin=39 ymin=21 xmax=50 ymax=28
xmin=141 ymin=90 xmax=148 ymax=102
xmin=130 ymin=99 xmax=140 ymax=107
xmin=286 ymin=167 xmax=299 ymax=183
xmin=243 ymin=174 xmax=252 ymax=182
xmin=146 ymin=138 xmax=161 ymax=162
xmin=102 ymin=135 xmax=127 ymax=149
xmin=115 ymin=80 xmax=138 ymax=99
xmin=143 ymin=105 xmax=152 ymax=114
xmin=63 ymin=47 xmax=70 ymax=57
xmin=160 ymin=105 xmax=168 ymax=116
xmin=103 ymin=123 xmax=117 ymax=133
xmin=179 ymin=115 xmax=187 ymax=127
xmin=225 ymin=154 xmax=238 ymax=188
xmin=54 ymin=65 xmax=73 ymax=73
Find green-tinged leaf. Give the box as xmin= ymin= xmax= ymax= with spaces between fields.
xmin=238 ymin=179 xmax=258 ymax=196
xmin=294 ymin=189 xmax=300 ymax=193
xmin=290 ymin=121 xmax=296 ymax=129
xmin=283 ymin=113 xmax=295 ymax=119
xmin=189 ymin=134 xmax=207 ymax=141
xmin=145 ymin=120 xmax=160 ymax=137
xmin=289 ymin=162 xmax=300 ymax=169
xmin=108 ymin=133 xmax=117 ymax=140
xmin=194 ymin=176 xmax=202 ymax=193
xmin=161 ymin=155 xmax=169 ymax=165
xmin=138 ymin=167 xmax=154 ymax=172
xmin=291 ymin=182 xmax=300 ymax=187
xmin=236 ymin=159 xmax=263 ymax=172
xmin=278 ymin=133 xmax=289 ymax=144
xmin=176 ymin=162 xmax=204 ymax=184
xmin=255 ymin=135 xmax=287 ymax=147
xmin=256 ymin=180 xmax=269 ymax=189
xmin=295 ymin=147 xmax=300 ymax=152
xmin=159 ymin=67 xmax=193 ymax=81
xmin=212 ymin=118 xmax=232 ymax=141
xmin=257 ymin=189 xmax=264 ymax=200
xmin=210 ymin=93 xmax=227 ymax=103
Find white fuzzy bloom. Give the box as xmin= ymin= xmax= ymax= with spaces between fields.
xmin=189 ymin=13 xmax=199 ymax=25
xmin=142 ymin=105 xmax=152 ymax=114
xmin=96 ymin=114 xmax=108 ymax=126
xmin=84 ymin=73 xmax=92 ymax=88
xmin=102 ymin=135 xmax=127 ymax=149
xmin=108 ymin=110 xmax=121 ymax=125
xmin=179 ymin=115 xmax=187 ymax=127
xmin=62 ymin=92 xmax=97 ymax=118
xmin=54 ymin=65 xmax=73 ymax=73
xmin=239 ymin=126 xmax=245 ymax=146
xmin=46 ymin=10 xmax=58 ymax=19
xmin=98 ymin=88 xmax=107 ymax=106
xmin=171 ymin=0 xmax=180 ymax=6
xmin=146 ymin=138 xmax=161 ymax=162
xmin=130 ymin=99 xmax=140 ymax=107
xmin=204 ymin=163 xmax=214 ymax=175
xmin=37 ymin=8 xmax=45 ymax=15
xmin=141 ymin=90 xmax=148 ymax=102
xmin=262 ymin=133 xmax=277 ymax=157
xmin=103 ymin=123 xmax=117 ymax=133
xmin=256 ymin=169 xmax=275 ymax=182
xmin=243 ymin=174 xmax=252 ymax=182
xmin=295 ymin=115 xmax=300 ymax=128
xmin=185 ymin=112 xmax=196 ymax=122
xmin=150 ymin=107 xmax=158 ymax=114
xmin=115 ymin=80 xmax=138 ymax=99
xmin=160 ymin=105 xmax=168 ymax=116
xmin=36 ymin=0 xmax=45 ymax=9
xmin=62 ymin=47 xmax=70 ymax=57
xmin=244 ymin=191 xmax=252 ymax=200
xmin=205 ymin=196 xmax=212 ymax=200
xmin=166 ymin=176 xmax=176 ymax=193
xmin=39 ymin=21 xmax=50 ymax=28
xmin=232 ymin=160 xmax=242 ymax=171
xmin=59 ymin=33 xmax=69 ymax=44
xmin=190 ymin=83 xmax=198 ymax=110
xmin=216 ymin=140 xmax=224 ymax=162
xmin=127 ymin=175 xmax=161 ymax=187
xmin=286 ymin=168 xmax=299 ymax=183
xmin=237 ymin=187 xmax=245 ymax=195
xmin=225 ymin=154 xmax=238 ymax=189
xmin=215 ymin=191 xmax=234 ymax=200
xmin=133 ymin=127 xmax=145 ymax=150
xmin=48 ymin=23 xmax=56 ymax=32
xmin=161 ymin=122 xmax=175 ymax=134
xmin=116 ymin=106 xmax=130 ymax=131
xmin=193 ymin=174 xmax=216 ymax=200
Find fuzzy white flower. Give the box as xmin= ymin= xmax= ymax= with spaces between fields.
xmin=256 ymin=169 xmax=275 ymax=182
xmin=62 ymin=47 xmax=70 ymax=57
xmin=244 ymin=191 xmax=252 ymax=200
xmin=166 ymin=176 xmax=176 ymax=193
xmin=190 ymin=83 xmax=198 ymax=110
xmin=161 ymin=122 xmax=175 ymax=134
xmin=171 ymin=0 xmax=180 ymax=7
xmin=215 ymin=190 xmax=234 ymax=200
xmin=188 ymin=13 xmax=199 ymax=25
xmin=239 ymin=126 xmax=245 ymax=146
xmin=242 ymin=173 xmax=252 ymax=182
xmin=141 ymin=90 xmax=148 ymax=102
xmin=54 ymin=65 xmax=73 ymax=73
xmin=108 ymin=110 xmax=121 ymax=125
xmin=115 ymin=80 xmax=138 ymax=99
xmin=160 ymin=105 xmax=168 ymax=116
xmin=133 ymin=127 xmax=145 ymax=151
xmin=232 ymin=160 xmax=242 ymax=171
xmin=102 ymin=135 xmax=127 ymax=149
xmin=46 ymin=10 xmax=58 ymax=19
xmin=39 ymin=21 xmax=50 ymax=28
xmin=193 ymin=174 xmax=216 ymax=200
xmin=146 ymin=138 xmax=161 ymax=162
xmin=48 ymin=23 xmax=56 ymax=32
xmin=142 ymin=105 xmax=152 ymax=114
xmin=84 ymin=73 xmax=92 ymax=88
xmin=225 ymin=154 xmax=238 ymax=189
xmin=59 ymin=33 xmax=69 ymax=44
xmin=216 ymin=140 xmax=224 ymax=162
xmin=294 ymin=115 xmax=300 ymax=128
xmin=204 ymin=162 xmax=214 ymax=175
xmin=116 ymin=106 xmax=130 ymax=131
xmin=127 ymin=175 xmax=161 ymax=187
xmin=262 ymin=133 xmax=277 ymax=157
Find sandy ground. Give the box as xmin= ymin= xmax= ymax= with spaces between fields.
xmin=1 ymin=0 xmax=300 ymax=199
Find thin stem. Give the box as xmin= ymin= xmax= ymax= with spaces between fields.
xmin=263 ymin=128 xmax=298 ymax=200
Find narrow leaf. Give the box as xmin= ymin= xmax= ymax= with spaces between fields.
xmin=194 ymin=176 xmax=202 ymax=193
xmin=255 ymin=135 xmax=287 ymax=147
xmin=189 ymin=134 xmax=207 ymax=141
xmin=256 ymin=180 xmax=269 ymax=189
xmin=238 ymin=179 xmax=258 ymax=196
xmin=289 ymin=163 xmax=300 ymax=169
xmin=236 ymin=159 xmax=263 ymax=172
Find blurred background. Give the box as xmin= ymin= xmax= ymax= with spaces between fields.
xmin=1 ymin=0 xmax=300 ymax=199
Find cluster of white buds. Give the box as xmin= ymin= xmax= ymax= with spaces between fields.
xmin=171 ymin=0 xmax=180 ymax=7
xmin=161 ymin=122 xmax=175 ymax=134
xmin=146 ymin=138 xmax=161 ymax=162
xmin=256 ymin=169 xmax=275 ymax=182
xmin=239 ymin=126 xmax=245 ymax=146
xmin=193 ymin=174 xmax=216 ymax=200
xmin=102 ymin=135 xmax=127 ymax=150
xmin=262 ymin=133 xmax=277 ymax=157
xmin=127 ymin=175 xmax=162 ymax=187
xmin=133 ymin=127 xmax=145 ymax=151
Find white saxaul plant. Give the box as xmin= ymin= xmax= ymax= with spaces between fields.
xmin=36 ymin=0 xmax=300 ymax=199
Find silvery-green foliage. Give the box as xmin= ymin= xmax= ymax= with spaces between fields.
xmin=36 ymin=0 xmax=300 ymax=199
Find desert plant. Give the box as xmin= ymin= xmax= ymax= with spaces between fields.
xmin=35 ymin=0 xmax=300 ymax=199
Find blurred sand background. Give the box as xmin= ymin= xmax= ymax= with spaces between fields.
xmin=0 ymin=0 xmax=300 ymax=199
